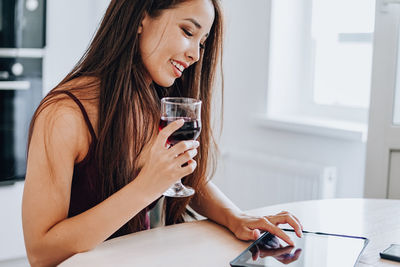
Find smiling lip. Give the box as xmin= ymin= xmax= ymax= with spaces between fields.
xmin=170 ymin=59 xmax=188 ymax=78
xmin=173 ymin=59 xmax=189 ymax=69
xmin=171 ymin=63 xmax=182 ymax=78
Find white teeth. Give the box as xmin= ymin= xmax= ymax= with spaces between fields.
xmin=171 ymin=60 xmax=184 ymax=72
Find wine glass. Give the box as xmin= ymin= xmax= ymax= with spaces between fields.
xmin=159 ymin=97 xmax=202 ymax=197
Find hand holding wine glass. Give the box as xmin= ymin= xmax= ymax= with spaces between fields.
xmin=159 ymin=97 xmax=202 ymax=197
xmin=138 ymin=119 xmax=199 ymax=197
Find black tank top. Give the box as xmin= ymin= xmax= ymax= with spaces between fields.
xmin=57 ymin=90 xmax=156 ymax=239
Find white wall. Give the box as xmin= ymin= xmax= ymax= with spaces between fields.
xmin=213 ymin=0 xmax=367 ymax=210
xmin=43 ymin=0 xmax=110 ymax=94
xmin=0 ymin=182 xmax=25 ymax=261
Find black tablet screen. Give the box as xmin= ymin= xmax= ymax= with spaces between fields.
xmin=230 ymin=229 xmax=368 ymax=267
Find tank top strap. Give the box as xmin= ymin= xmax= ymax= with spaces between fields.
xmin=53 ymin=90 xmax=97 ymax=141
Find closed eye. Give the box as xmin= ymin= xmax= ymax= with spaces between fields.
xmin=182 ymin=28 xmax=205 ymax=49
xmin=182 ymin=28 xmax=193 ymax=37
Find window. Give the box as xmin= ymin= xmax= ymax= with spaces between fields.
xmin=267 ymin=0 xmax=376 ymax=124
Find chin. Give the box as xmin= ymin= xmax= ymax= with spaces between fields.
xmin=153 ymin=77 xmax=176 ymax=87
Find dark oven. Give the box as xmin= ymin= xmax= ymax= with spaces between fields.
xmin=0 ymin=0 xmax=45 ymax=184
xmin=0 ymin=57 xmax=42 ymax=183
xmin=0 ymin=0 xmax=46 ymax=48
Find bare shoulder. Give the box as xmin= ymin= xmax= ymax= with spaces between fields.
xmin=31 ymin=97 xmax=90 ymax=163
xmin=30 ymin=76 xmax=100 ymax=162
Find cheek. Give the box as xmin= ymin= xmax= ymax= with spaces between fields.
xmin=138 ymin=42 xmax=173 ymax=86
xmin=139 ymin=37 xmax=162 ymax=75
xmin=162 ymin=30 xmax=189 ymax=57
xmin=139 ymin=33 xmax=158 ymax=60
xmin=138 ymin=29 xmax=189 ymax=86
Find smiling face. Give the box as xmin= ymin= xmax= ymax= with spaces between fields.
xmin=138 ymin=0 xmax=215 ymax=87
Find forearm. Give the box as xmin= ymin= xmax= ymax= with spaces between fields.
xmin=26 ymin=175 xmax=157 ymax=267
xmin=190 ymin=181 xmax=243 ymax=232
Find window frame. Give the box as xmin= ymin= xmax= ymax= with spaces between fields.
xmin=266 ymin=0 xmax=372 ymax=125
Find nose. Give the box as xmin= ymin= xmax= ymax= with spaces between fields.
xmin=185 ymin=43 xmax=201 ymax=63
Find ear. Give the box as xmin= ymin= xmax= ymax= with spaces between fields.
xmin=138 ymin=13 xmax=149 ymax=34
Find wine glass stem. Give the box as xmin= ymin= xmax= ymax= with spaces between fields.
xmin=173 ymin=181 xmax=184 ymax=191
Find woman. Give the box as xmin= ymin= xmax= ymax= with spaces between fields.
xmin=22 ymin=0 xmax=303 ymax=266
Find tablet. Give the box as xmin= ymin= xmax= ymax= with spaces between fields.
xmin=230 ymin=229 xmax=369 ymax=267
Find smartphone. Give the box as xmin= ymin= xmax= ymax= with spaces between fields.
xmin=380 ymin=244 xmax=400 ymax=262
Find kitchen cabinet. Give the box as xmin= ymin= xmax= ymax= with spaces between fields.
xmin=0 ymin=181 xmax=26 ymax=261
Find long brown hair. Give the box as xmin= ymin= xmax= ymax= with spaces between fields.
xmin=28 ymin=0 xmax=224 ymax=236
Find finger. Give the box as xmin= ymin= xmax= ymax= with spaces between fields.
xmin=169 ymin=140 xmax=199 ymax=156
xmin=250 ymin=218 xmax=293 ymax=246
xmin=176 ymin=148 xmax=198 ymax=166
xmin=236 ymin=228 xmax=261 ymax=241
xmin=180 ymin=159 xmax=197 ymax=176
xmin=267 ymin=214 xmax=302 ymax=238
xmin=253 ymin=229 xmax=261 ymax=240
xmin=157 ymin=119 xmax=184 ymax=146
xmin=270 ymin=227 xmax=294 ymax=246
xmin=257 ymin=220 xmax=294 ymax=246
xmin=276 ymin=211 xmax=288 ymax=216
xmin=286 ymin=215 xmax=302 ymax=238
xmin=278 ymin=211 xmax=303 ymax=231
xmin=291 ymin=214 xmax=304 ymax=231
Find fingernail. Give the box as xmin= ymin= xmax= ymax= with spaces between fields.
xmin=194 ymin=141 xmax=200 ymax=147
xmin=253 ymin=229 xmax=261 ymax=239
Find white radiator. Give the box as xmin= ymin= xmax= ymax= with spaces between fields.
xmin=214 ymin=151 xmax=337 ymax=210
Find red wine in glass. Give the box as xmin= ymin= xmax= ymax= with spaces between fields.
xmin=159 ymin=117 xmax=202 ymax=145
xmin=160 ymin=97 xmax=201 ymax=197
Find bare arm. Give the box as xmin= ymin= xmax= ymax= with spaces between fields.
xmin=190 ymin=181 xmax=241 ymax=230
xmin=22 ymin=104 xmax=198 ymax=267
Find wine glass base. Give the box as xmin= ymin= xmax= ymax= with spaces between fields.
xmin=163 ymin=185 xmax=195 ymax=198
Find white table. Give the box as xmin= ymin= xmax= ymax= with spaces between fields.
xmin=60 ymin=198 xmax=400 ymax=267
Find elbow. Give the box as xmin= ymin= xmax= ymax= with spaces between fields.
xmin=26 ymin=247 xmax=56 ymax=267
xmin=25 ymin=240 xmax=45 ymax=267
xmin=26 ymin=243 xmax=78 ymax=267
xmin=23 ymin=227 xmax=96 ymax=266
xmin=26 ymin=250 xmax=53 ymax=267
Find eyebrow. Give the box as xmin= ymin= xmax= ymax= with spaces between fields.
xmin=183 ymin=18 xmax=209 ymax=38
xmin=184 ymin=18 xmax=202 ymax=29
